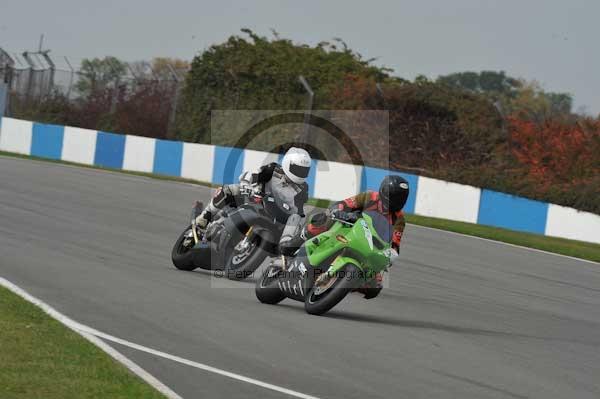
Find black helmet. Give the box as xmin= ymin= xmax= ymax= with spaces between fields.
xmin=379 ymin=175 xmax=409 ymax=212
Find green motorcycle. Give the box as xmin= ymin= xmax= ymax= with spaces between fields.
xmin=255 ymin=210 xmax=397 ymax=315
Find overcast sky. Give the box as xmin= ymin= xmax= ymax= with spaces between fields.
xmin=2 ymin=0 xmax=598 ymax=114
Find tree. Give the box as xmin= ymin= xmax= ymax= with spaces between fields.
xmin=175 ymin=29 xmax=391 ymax=143
xmin=546 ymin=92 xmax=573 ymax=115
xmin=507 ymin=81 xmax=573 ymax=123
xmin=151 ymin=57 xmax=189 ymax=81
xmin=437 ymin=71 xmax=573 ymax=122
xmin=437 ymin=71 xmax=479 ymax=91
xmin=437 ymin=71 xmax=521 ymax=98
xmin=127 ymin=58 xmax=191 ymax=81
xmin=327 ymin=74 xmax=503 ymax=172
xmin=75 ymin=57 xmax=127 ymax=96
xmin=508 ymin=115 xmax=600 ymax=212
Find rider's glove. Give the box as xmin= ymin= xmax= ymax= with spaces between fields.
xmin=330 ymin=209 xmax=344 ymax=220
xmin=251 ymin=183 xmax=262 ymax=197
xmin=345 ymin=212 xmax=359 ymax=223
xmin=239 ymin=182 xmax=251 ymax=196
xmin=332 ymin=210 xmax=358 ymax=223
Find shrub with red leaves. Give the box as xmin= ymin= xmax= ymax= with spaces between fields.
xmin=508 ymin=117 xmax=599 ymax=189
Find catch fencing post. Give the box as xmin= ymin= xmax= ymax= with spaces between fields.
xmin=110 ymin=77 xmax=120 ymax=114
xmin=64 ymin=56 xmax=75 ymax=98
xmin=376 ymin=83 xmax=387 ymax=109
xmin=22 ymin=52 xmax=35 ymax=102
xmin=167 ymin=63 xmax=182 ymax=138
xmin=0 ymin=48 xmax=13 ymax=116
xmin=0 ymin=81 xmax=7 ymax=117
xmin=41 ymin=50 xmax=55 ymax=96
xmin=298 ymin=75 xmax=314 ymax=144
xmin=109 ymin=59 xmax=122 ymax=115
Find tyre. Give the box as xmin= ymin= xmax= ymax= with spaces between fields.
xmin=255 ymin=265 xmax=286 ymax=305
xmin=171 ymin=225 xmax=198 ymax=271
xmin=362 ymin=287 xmax=382 ymax=300
xmin=224 ymin=229 xmax=274 ymax=281
xmin=304 ymin=264 xmax=364 ymax=315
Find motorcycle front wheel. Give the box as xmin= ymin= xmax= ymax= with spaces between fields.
xmin=171 ymin=225 xmax=199 ymax=271
xmin=224 ymin=228 xmax=274 ymax=281
xmin=304 ymin=264 xmax=364 ymax=315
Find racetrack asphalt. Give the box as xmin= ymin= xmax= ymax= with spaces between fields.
xmin=1 ymin=155 xmax=599 ymax=399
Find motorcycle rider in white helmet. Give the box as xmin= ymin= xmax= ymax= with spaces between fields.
xmin=195 ymin=147 xmax=312 ymax=248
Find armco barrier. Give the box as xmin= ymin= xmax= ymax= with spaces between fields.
xmin=478 ymin=190 xmax=549 ymax=234
xmin=94 ymin=131 xmax=126 ymax=169
xmin=62 ymin=127 xmax=97 ymax=165
xmin=1 ymin=117 xmax=599 ymax=245
xmin=181 ymin=142 xmax=214 ymax=182
xmin=123 ymin=135 xmax=155 ymax=173
xmin=546 ymin=205 xmax=600 ymax=243
xmin=361 ymin=166 xmax=418 ymax=214
xmin=31 ymin=123 xmax=64 ymax=160
xmin=0 ymin=118 xmax=32 ymax=154
xmin=313 ymin=160 xmax=362 ymax=200
xmin=415 ymin=176 xmax=481 ymax=223
xmin=153 ymin=139 xmax=183 ymax=177
xmin=242 ymin=149 xmax=279 ymax=173
xmin=212 ymin=146 xmax=244 ymax=185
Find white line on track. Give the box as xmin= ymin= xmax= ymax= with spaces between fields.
xmin=0 ymin=277 xmax=183 ymax=399
xmin=0 ymin=277 xmax=321 ymax=399
xmin=80 ymin=327 xmax=321 ymax=399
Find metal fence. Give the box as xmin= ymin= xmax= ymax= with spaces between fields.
xmin=0 ymin=48 xmax=187 ymax=135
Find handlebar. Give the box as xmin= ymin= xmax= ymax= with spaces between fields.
xmin=330 ymin=210 xmax=361 ymax=224
xmin=239 ymin=184 xmax=263 ymax=204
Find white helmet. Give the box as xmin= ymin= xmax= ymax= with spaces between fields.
xmin=282 ymin=147 xmax=312 ymax=184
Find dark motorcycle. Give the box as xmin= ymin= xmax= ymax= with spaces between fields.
xmin=170 ymin=189 xmax=294 ymax=280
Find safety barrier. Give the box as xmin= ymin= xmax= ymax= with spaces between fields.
xmin=1 ymin=117 xmax=599 ymax=244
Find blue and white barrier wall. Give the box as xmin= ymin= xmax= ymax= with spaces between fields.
xmin=1 ymin=117 xmax=599 ymax=245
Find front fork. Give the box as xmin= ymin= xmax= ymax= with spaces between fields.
xmin=191 ymin=220 xmax=200 ymax=245
xmin=234 ymin=226 xmax=255 ymax=252
xmin=190 ymin=201 xmax=204 ymax=245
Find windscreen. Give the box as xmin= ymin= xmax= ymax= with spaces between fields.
xmin=363 ymin=210 xmax=392 ymax=244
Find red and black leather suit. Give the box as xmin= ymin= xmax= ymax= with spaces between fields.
xmin=307 ymin=190 xmax=406 ymax=250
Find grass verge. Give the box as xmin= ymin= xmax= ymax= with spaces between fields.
xmin=404 ymin=214 xmax=600 ymax=263
xmin=0 ymin=285 xmax=165 ymax=399
xmin=2 ymin=151 xmax=599 ymax=263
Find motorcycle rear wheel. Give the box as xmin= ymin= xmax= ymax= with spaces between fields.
xmin=224 ymin=229 xmax=274 ymax=281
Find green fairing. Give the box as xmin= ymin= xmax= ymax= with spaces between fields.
xmin=304 ymin=213 xmax=392 ymax=278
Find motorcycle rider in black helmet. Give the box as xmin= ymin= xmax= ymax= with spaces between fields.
xmin=281 ymin=175 xmax=409 ymax=253
xmin=279 ymin=175 xmax=410 ymax=297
